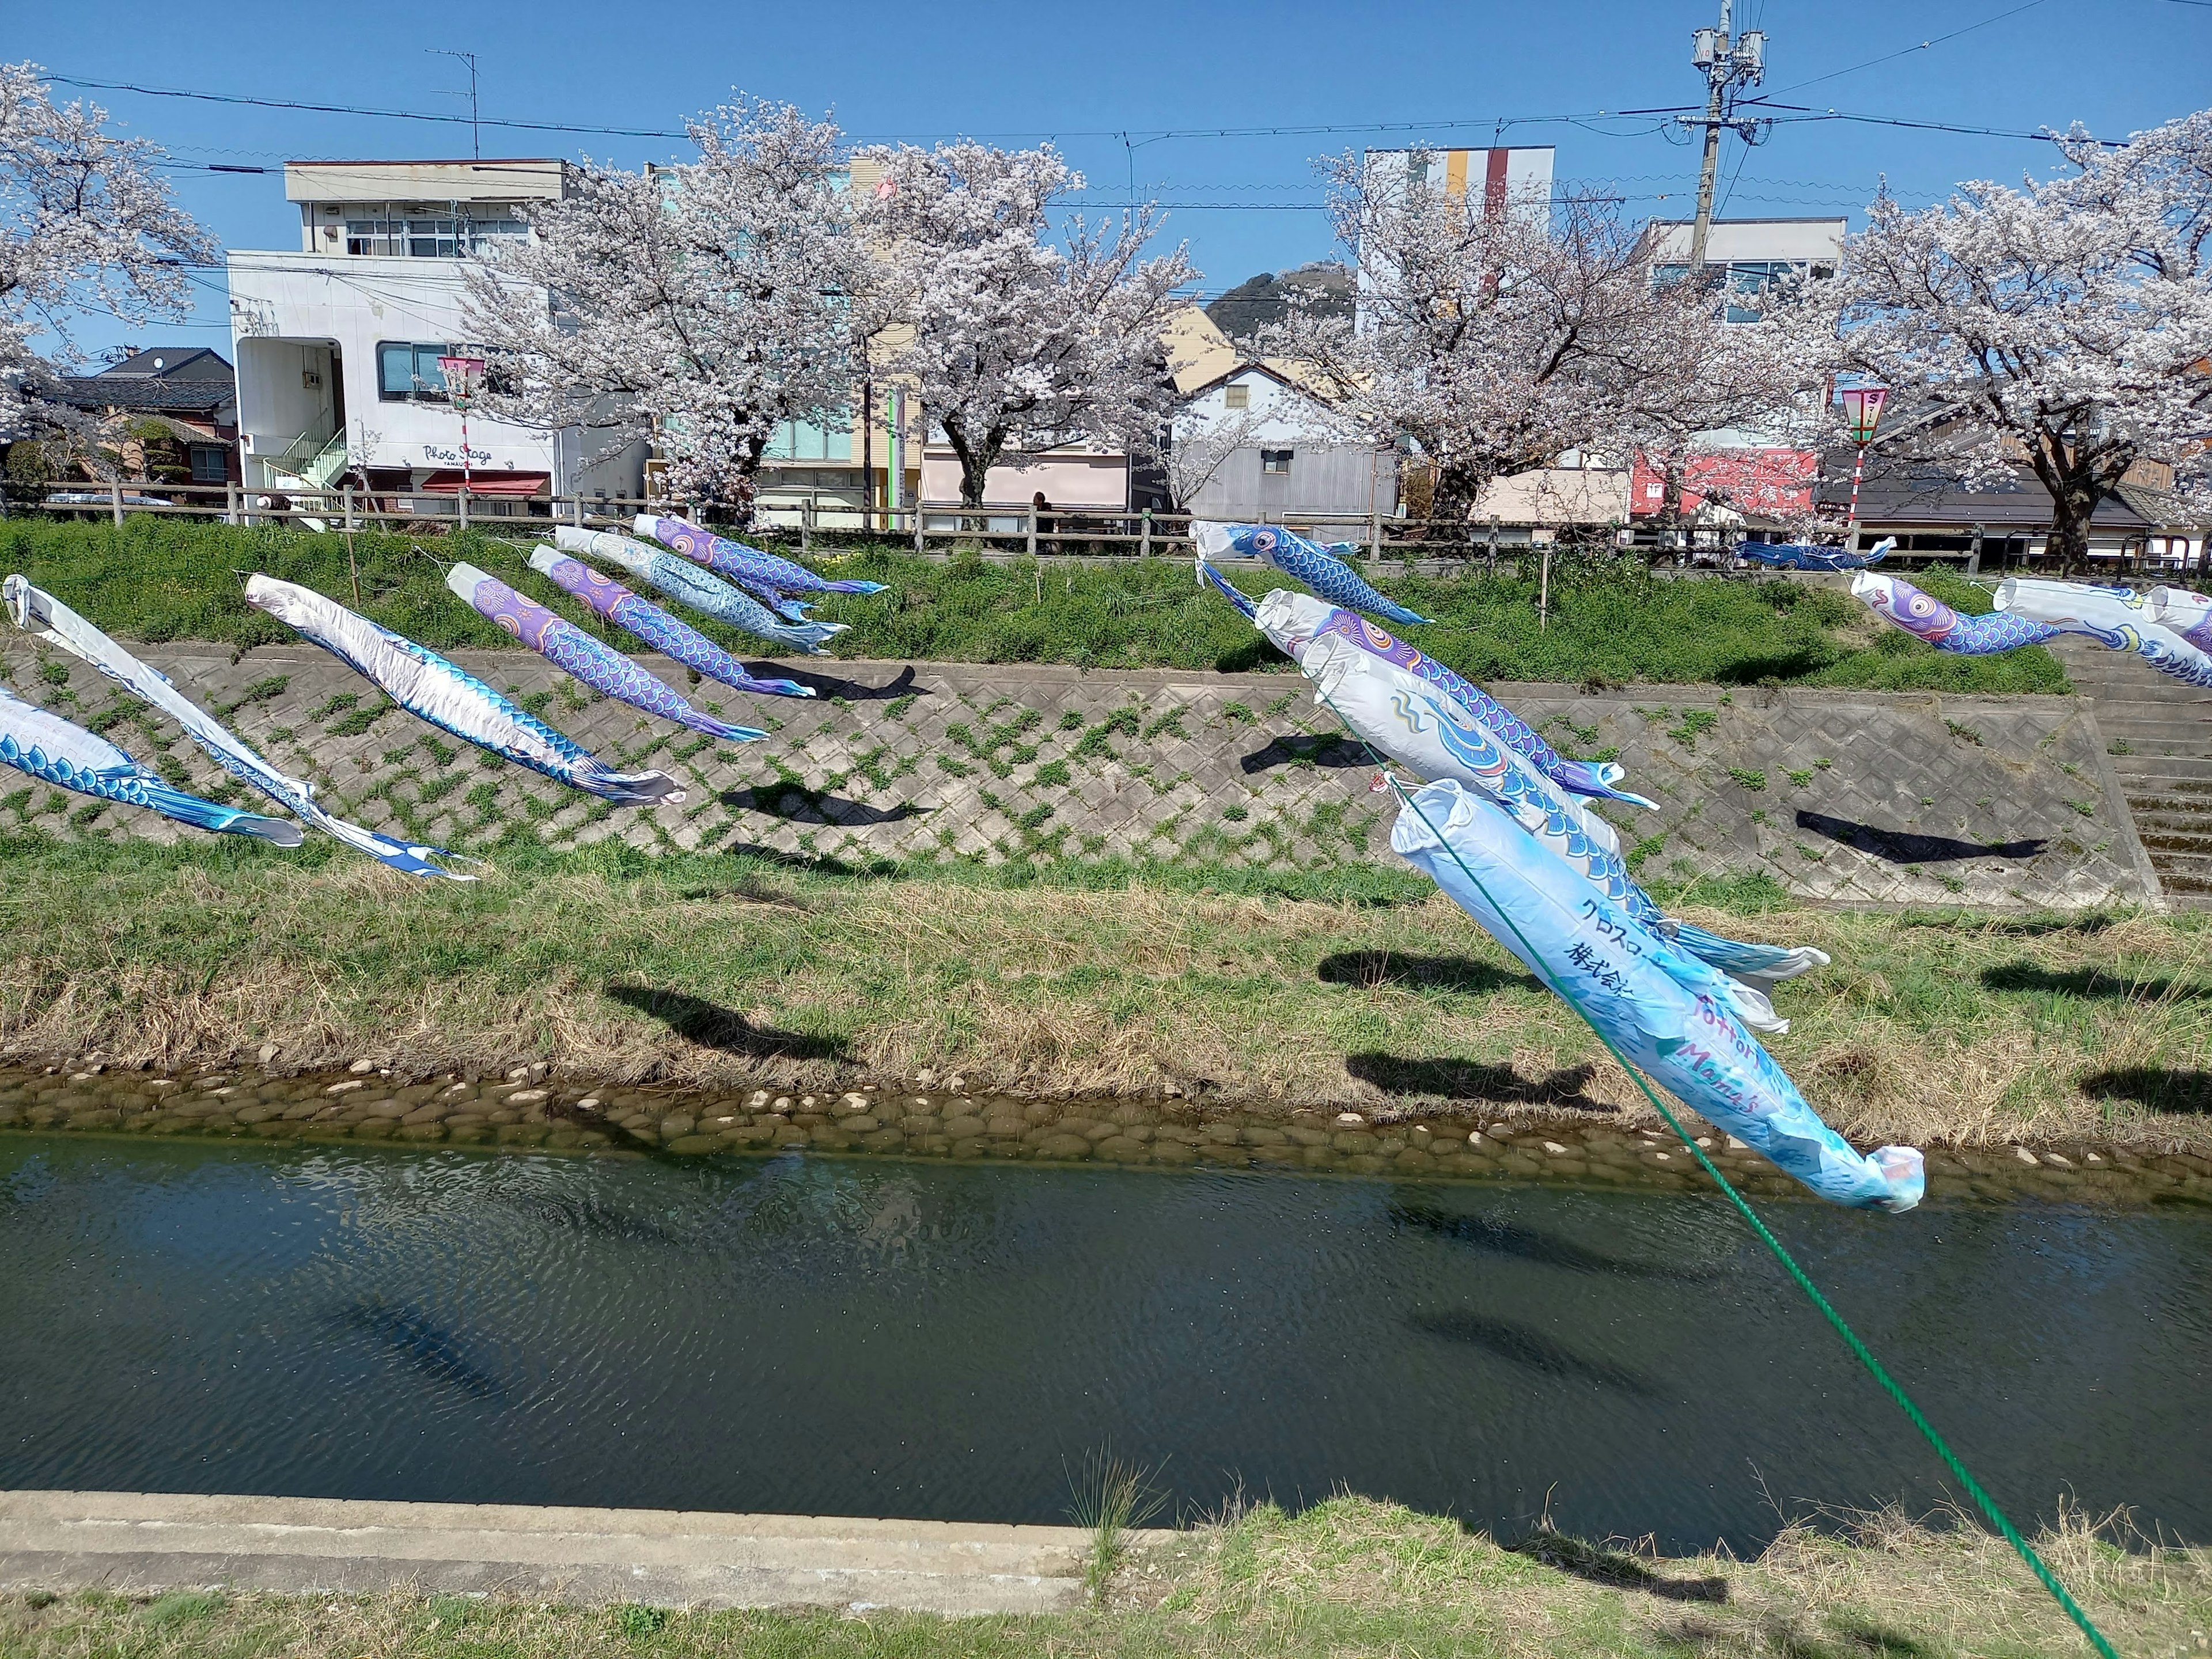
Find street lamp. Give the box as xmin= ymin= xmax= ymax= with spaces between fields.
xmin=438 ymin=354 xmax=488 ymax=495
xmin=1838 ymin=384 xmax=1888 ymax=529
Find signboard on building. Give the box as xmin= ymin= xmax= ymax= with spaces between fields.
xmin=1630 ymin=449 xmax=1817 ymax=520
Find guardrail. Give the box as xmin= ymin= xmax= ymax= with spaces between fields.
xmin=11 ymin=479 xmax=2168 ymax=578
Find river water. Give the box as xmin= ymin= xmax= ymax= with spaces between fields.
xmin=0 ymin=1135 xmax=2204 ymax=1554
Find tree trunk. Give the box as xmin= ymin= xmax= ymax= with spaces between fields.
xmin=1423 ymin=461 xmax=1488 ymax=544
xmin=941 ymin=418 xmax=1003 ymax=512
xmin=2044 ymin=494 xmax=2096 ymax=575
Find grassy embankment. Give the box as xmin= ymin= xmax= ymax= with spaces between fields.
xmin=2 ymin=834 xmax=2203 ymax=1150
xmin=3 ymin=1496 xmax=2204 ymax=1658
xmin=0 ymin=516 xmax=2066 ymax=693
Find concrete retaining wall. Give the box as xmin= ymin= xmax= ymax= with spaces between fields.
xmin=0 ymin=641 xmax=2156 ymax=910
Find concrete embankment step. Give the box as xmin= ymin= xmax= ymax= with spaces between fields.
xmin=0 ymin=1491 xmax=1158 ymax=1614
xmin=2043 ymin=635 xmax=2212 ymax=907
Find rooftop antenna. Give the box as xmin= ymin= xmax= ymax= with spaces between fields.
xmin=428 ymin=50 xmax=481 ymax=160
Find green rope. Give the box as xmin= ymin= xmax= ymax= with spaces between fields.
xmin=1306 ymin=679 xmax=2120 ymax=1659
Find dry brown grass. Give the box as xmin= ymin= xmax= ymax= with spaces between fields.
xmin=3 ymin=840 xmax=2207 ymax=1151
xmin=2 ymin=1496 xmax=2202 ymax=1658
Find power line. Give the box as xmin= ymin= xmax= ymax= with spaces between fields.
xmin=1758 ymin=0 xmax=2052 ymax=99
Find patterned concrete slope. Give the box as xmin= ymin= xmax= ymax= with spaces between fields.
xmin=2044 ymin=634 xmax=2212 ymax=908
xmin=0 ymin=642 xmax=2157 ymax=911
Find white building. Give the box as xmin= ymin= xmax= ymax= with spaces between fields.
xmin=226 ymin=159 xmax=645 ymax=510
xmin=1646 ymin=217 xmax=1844 ymax=321
xmin=1172 ymin=362 xmax=1393 ymax=523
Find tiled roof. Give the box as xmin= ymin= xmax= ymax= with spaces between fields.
xmin=54 ymin=377 xmax=234 ymax=415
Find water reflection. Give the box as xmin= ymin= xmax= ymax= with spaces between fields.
xmin=0 ymin=1138 xmax=2203 ymax=1553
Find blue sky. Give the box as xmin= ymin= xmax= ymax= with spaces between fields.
xmin=16 ymin=0 xmax=2211 ymax=358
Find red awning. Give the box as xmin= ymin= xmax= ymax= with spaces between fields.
xmin=416 ymin=470 xmax=551 ymax=497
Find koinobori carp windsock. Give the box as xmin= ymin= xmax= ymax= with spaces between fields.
xmin=446 ymin=564 xmax=766 ymax=744
xmin=1392 ymin=777 xmax=1923 ymax=1213
xmin=1221 ymin=577 xmax=1652 ymax=810
xmin=1997 ymin=577 xmax=2212 ymax=688
xmin=638 ymin=515 xmax=887 ymax=623
xmin=1194 ymin=520 xmax=1432 ymax=627
xmin=244 ymin=574 xmax=681 ymax=805
xmin=552 ymin=526 xmax=846 ymax=656
xmin=527 ymin=547 xmax=812 ymax=700
xmin=1849 ymin=572 xmax=2066 ymax=654
xmin=1737 ymin=537 xmax=1893 ymax=572
xmin=2147 ymin=586 xmax=2212 ymax=653
xmin=0 ymin=678 xmax=301 ymax=844
xmin=3 ymin=575 xmax=469 ymax=880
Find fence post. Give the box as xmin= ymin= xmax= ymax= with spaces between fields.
xmin=1967 ymin=522 xmax=1984 ymax=577
xmin=914 ymin=505 xmax=925 ymax=555
xmin=1026 ymin=501 xmax=1037 ymax=558
xmin=1539 ymin=544 xmax=1551 ymax=631
xmin=343 ymin=483 xmax=356 ymax=532
xmin=1369 ymin=510 xmax=1381 ymax=560
xmin=572 ymin=493 xmax=584 ymax=529
xmin=802 ymin=495 xmax=814 ymax=557
xmin=226 ymin=481 xmax=238 ymax=526
xmin=1141 ymin=507 xmax=1152 ymax=558
xmin=457 ymin=486 xmax=470 ymax=532
xmin=111 ymin=480 xmax=124 ymax=527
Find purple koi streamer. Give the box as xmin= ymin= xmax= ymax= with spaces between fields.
xmin=527 ymin=547 xmax=813 ymax=700
xmin=446 ymin=563 xmax=764 ymax=743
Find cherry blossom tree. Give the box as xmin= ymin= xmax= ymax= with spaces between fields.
xmin=0 ymin=63 xmax=215 ymax=463
xmin=1268 ymin=155 xmax=1809 ymax=537
xmin=462 ymin=98 xmax=862 ymax=522
xmin=855 ymin=141 xmax=1196 ymax=509
xmin=1794 ymin=108 xmax=2212 ymax=569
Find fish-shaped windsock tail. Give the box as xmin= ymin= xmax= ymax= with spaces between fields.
xmin=3 ymin=576 xmax=472 ymax=880
xmin=527 ymin=547 xmax=816 ymax=702
xmin=2147 ymin=586 xmax=2212 ymax=653
xmin=448 ymin=563 xmax=766 ymax=743
xmin=1997 ymin=577 xmax=2212 ymax=687
xmin=1849 ymin=571 xmax=2066 ymax=654
xmin=638 ymin=514 xmax=889 ymax=605
xmin=554 ymin=526 xmax=847 ymax=654
xmin=244 ymin=574 xmax=682 ymax=808
xmin=1254 ymin=589 xmax=1655 ymax=810
xmin=1664 ymin=922 xmax=1830 ymax=986
xmin=1194 ymin=520 xmax=1431 ymax=626
xmin=1391 ymin=778 xmax=1922 ymax=1212
xmin=0 ymin=683 xmax=302 ymax=844
xmin=1195 ymin=556 xmax=1260 ymax=620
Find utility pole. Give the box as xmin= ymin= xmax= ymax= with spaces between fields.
xmin=1681 ymin=1 xmax=1766 ymax=271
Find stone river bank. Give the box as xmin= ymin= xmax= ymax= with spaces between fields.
xmin=5 ymin=1061 xmax=2207 ymax=1208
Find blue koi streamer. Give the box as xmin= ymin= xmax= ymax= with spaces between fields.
xmin=1193 ymin=520 xmax=1431 ymax=627
xmin=244 ymin=575 xmax=681 ymax=806
xmin=552 ymin=527 xmax=846 ymax=655
xmin=0 ymin=680 xmax=300 ymax=843
xmin=639 ymin=515 xmax=888 ymax=623
xmin=1393 ymin=777 xmax=1922 ymax=1211
xmin=3 ymin=576 xmax=469 ymax=880
xmin=1736 ymin=537 xmax=1893 ymax=572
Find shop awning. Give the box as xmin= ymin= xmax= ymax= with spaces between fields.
xmin=417 ymin=470 xmax=550 ymax=497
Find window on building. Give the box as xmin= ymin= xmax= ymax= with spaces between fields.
xmin=377 ymin=342 xmax=454 ymax=401
xmin=344 ymin=204 xmax=529 ymax=257
xmin=1261 ymin=449 xmax=1293 ymax=475
xmin=1223 ymin=383 xmax=1251 ymax=410
xmin=188 ymin=445 xmax=228 ymax=483
xmin=764 ymin=414 xmax=853 ymax=463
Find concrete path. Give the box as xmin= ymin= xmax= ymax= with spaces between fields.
xmin=0 ymin=1490 xmax=1158 ymax=1615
